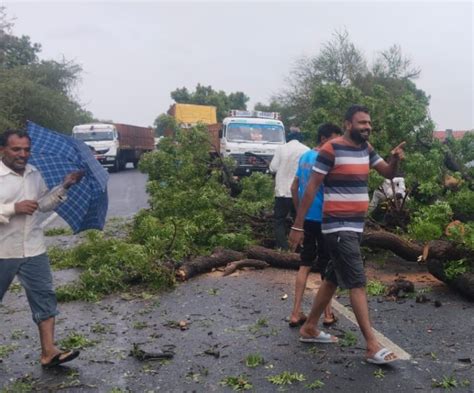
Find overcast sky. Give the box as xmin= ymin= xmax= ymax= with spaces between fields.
xmin=4 ymin=1 xmax=473 ymax=131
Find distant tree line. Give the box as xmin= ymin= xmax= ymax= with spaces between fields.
xmin=0 ymin=6 xmax=93 ymax=133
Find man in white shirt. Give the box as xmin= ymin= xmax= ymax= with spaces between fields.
xmin=269 ymin=130 xmax=309 ymax=249
xmin=0 ymin=129 xmax=83 ymax=368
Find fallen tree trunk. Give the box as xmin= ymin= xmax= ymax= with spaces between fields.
xmin=222 ymin=259 xmax=270 ymax=276
xmin=361 ymin=228 xmax=423 ymax=262
xmin=426 ymin=258 xmax=474 ymax=300
xmin=423 ymin=240 xmax=474 ymax=300
xmin=176 ymin=248 xmax=244 ymax=281
xmin=246 ymin=245 xmax=301 ymax=270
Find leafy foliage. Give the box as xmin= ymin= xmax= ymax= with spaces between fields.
xmin=136 ymin=125 xmax=273 ymax=262
xmin=54 ymin=231 xmax=174 ymax=302
xmin=219 ymin=375 xmax=253 ymax=391
xmin=266 ymin=371 xmax=306 ymax=385
xmin=408 ymin=202 xmax=453 ymax=242
xmin=444 ymin=259 xmax=471 ymax=281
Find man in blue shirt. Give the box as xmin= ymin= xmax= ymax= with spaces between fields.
xmin=288 ymin=123 xmax=342 ymax=327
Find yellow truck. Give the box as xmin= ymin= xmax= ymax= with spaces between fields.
xmin=167 ymin=103 xmax=217 ymax=127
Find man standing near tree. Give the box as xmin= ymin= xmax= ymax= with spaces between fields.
xmin=289 ymin=105 xmax=405 ymax=364
xmin=288 ymin=123 xmax=342 ymax=328
xmin=269 ymin=129 xmax=309 ymax=250
xmin=0 ymin=129 xmax=83 ymax=367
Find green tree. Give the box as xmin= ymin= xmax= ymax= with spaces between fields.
xmin=0 ymin=7 xmax=93 ymax=133
xmin=170 ymin=83 xmax=249 ymax=122
xmin=153 ymin=113 xmax=178 ymax=137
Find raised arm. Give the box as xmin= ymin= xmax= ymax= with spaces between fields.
xmin=373 ymin=141 xmax=406 ymax=179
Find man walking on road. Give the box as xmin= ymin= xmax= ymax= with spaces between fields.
xmin=288 ymin=123 xmax=342 ymax=328
xmin=269 ymin=129 xmax=309 ymax=250
xmin=289 ymin=105 xmax=405 ymax=364
xmin=0 ymin=129 xmax=83 ymax=368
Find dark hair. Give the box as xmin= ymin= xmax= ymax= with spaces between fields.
xmin=287 ymin=131 xmax=303 ymax=142
xmin=344 ymin=105 xmax=370 ymax=122
xmin=317 ymin=123 xmax=342 ymax=143
xmin=0 ymin=129 xmax=31 ymax=147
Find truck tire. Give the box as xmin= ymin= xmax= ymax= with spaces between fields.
xmin=110 ymin=158 xmax=120 ymax=173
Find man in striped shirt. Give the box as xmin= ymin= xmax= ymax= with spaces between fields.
xmin=289 ymin=105 xmax=405 ymax=365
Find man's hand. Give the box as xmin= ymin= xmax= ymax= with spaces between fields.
xmin=288 ymin=228 xmax=304 ymax=252
xmin=14 ymin=200 xmax=39 ymax=215
xmin=390 ymin=141 xmax=406 ymax=161
xmin=63 ymin=170 xmax=85 ymax=189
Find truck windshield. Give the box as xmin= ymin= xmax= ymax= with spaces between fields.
xmin=227 ymin=123 xmax=285 ymax=143
xmin=73 ymin=131 xmax=114 ymax=141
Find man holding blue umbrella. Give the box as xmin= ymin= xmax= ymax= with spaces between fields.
xmin=0 ymin=129 xmax=83 ymax=367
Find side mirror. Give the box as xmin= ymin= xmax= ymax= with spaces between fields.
xmin=218 ymin=129 xmax=223 ymax=138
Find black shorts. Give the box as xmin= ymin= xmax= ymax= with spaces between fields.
xmin=324 ymin=231 xmax=366 ymax=289
xmin=300 ymin=220 xmax=331 ymax=280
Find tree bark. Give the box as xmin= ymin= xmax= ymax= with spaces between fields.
xmin=426 ymin=258 xmax=474 ymax=300
xmin=245 ymin=245 xmax=301 ymax=270
xmin=361 ymin=228 xmax=423 ymax=262
xmin=222 ymin=259 xmax=270 ymax=276
xmin=176 ymin=248 xmax=245 ymax=281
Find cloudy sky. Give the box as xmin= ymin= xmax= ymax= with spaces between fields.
xmin=4 ymin=1 xmax=473 ymax=130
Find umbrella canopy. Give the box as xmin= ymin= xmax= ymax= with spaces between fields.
xmin=27 ymin=121 xmax=109 ymax=233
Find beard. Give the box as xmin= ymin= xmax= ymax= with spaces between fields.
xmin=350 ymin=128 xmax=370 ymax=144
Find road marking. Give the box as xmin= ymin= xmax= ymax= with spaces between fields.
xmin=41 ymin=212 xmax=59 ymax=229
xmin=331 ymin=299 xmax=412 ymax=360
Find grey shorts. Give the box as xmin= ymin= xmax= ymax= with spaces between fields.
xmin=324 ymin=231 xmax=366 ymax=289
xmin=0 ymin=253 xmax=59 ymax=324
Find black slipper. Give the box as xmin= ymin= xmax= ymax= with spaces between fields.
xmin=42 ymin=350 xmax=80 ymax=368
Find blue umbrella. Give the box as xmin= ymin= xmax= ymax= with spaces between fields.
xmin=27 ymin=121 xmax=109 ymax=233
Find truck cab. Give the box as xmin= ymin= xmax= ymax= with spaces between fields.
xmin=220 ymin=110 xmax=286 ymax=175
xmin=72 ymin=123 xmax=120 ymax=170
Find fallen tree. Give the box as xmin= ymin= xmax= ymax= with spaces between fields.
xmin=175 ymin=229 xmax=473 ymax=301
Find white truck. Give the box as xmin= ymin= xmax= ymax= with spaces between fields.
xmin=216 ymin=110 xmax=286 ymax=175
xmin=72 ymin=123 xmax=155 ymax=172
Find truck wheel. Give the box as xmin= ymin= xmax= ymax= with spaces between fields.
xmin=110 ymin=159 xmax=120 ymax=173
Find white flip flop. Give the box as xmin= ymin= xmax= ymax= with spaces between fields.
xmin=366 ymin=348 xmax=397 ymax=365
xmin=299 ymin=331 xmax=338 ymax=344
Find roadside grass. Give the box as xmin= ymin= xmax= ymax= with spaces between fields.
xmin=245 ymin=353 xmax=264 ymax=368
xmin=306 ymin=379 xmax=325 ymax=389
xmin=44 ymin=227 xmax=73 ymax=236
xmin=431 ymin=375 xmax=471 ymax=390
xmin=266 ymin=371 xmax=306 ymax=385
xmin=219 ymin=375 xmax=253 ymax=391
xmin=0 ymin=344 xmax=17 ymax=359
xmin=339 ymin=331 xmax=358 ymax=348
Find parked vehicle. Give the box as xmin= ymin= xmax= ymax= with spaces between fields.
xmin=72 ymin=123 xmax=155 ymax=172
xmin=216 ymin=110 xmax=286 ymax=175
xmin=166 ymin=104 xmax=286 ymax=175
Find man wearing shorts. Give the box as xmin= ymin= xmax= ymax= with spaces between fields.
xmin=288 ymin=123 xmax=342 ymax=328
xmin=289 ymin=105 xmax=405 ymax=365
xmin=0 ymin=129 xmax=83 ymax=367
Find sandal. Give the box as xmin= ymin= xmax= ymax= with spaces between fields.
xmin=322 ymin=313 xmax=338 ymax=327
